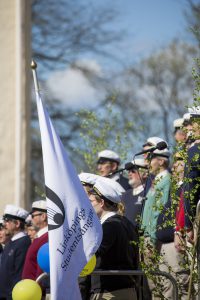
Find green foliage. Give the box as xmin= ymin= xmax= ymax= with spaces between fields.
xmin=192 ymin=59 xmax=200 ymax=106
xmin=77 ymin=95 xmax=135 ymax=172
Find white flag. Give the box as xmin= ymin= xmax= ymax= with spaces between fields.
xmin=35 ymin=91 xmax=103 ymax=300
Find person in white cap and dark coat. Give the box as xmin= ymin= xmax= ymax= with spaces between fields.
xmin=80 ymin=178 xmax=139 ymax=300
xmin=0 ymin=205 xmax=30 ymax=300
xmin=97 ymin=149 xmax=131 ymax=190
xmin=122 ymin=158 xmax=152 ymax=300
xmin=22 ymin=200 xmax=48 ymax=281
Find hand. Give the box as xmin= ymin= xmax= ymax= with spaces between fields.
xmin=186 ymin=229 xmax=194 ymax=244
xmin=174 ymin=232 xmax=186 ymax=252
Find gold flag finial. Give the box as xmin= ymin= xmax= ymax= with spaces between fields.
xmin=31 ymin=60 xmax=37 ymax=70
xmin=31 ymin=60 xmax=39 ymax=92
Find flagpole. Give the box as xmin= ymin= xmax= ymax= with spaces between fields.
xmin=31 ymin=60 xmax=40 ymax=93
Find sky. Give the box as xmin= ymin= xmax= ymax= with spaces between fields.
xmin=46 ymin=0 xmax=194 ymax=109
xmin=100 ymin=0 xmax=190 ymax=65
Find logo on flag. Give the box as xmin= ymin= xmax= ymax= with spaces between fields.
xmin=45 ymin=186 xmax=65 ymax=231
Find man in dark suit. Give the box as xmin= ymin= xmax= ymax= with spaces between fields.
xmin=97 ymin=149 xmax=131 ymax=190
xmin=0 ymin=205 xmax=31 ymax=300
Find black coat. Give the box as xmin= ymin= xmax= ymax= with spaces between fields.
xmin=80 ymin=214 xmax=139 ymax=298
xmin=91 ymin=215 xmax=138 ymax=291
xmin=0 ymin=235 xmax=31 ymax=299
xmin=122 ymin=189 xmax=145 ymax=228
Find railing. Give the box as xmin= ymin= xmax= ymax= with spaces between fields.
xmin=36 ymin=269 xmax=179 ymax=300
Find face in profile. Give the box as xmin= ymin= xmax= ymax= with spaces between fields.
xmin=174 ymin=129 xmax=187 ymax=143
xmin=89 ymin=193 xmax=103 ymax=218
xmin=172 ymin=155 xmax=184 ymax=183
xmin=26 ymin=225 xmax=38 ymax=242
xmin=0 ymin=225 xmax=11 ymax=245
xmin=97 ymin=161 xmax=118 ymax=177
xmin=128 ymin=168 xmax=146 ymax=187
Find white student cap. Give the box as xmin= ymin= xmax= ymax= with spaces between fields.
xmin=183 ymin=106 xmax=200 ymax=122
xmin=92 ymin=178 xmax=122 ymax=203
xmin=173 ymin=118 xmax=184 ymax=129
xmin=98 ymin=177 xmax=125 ymax=195
xmin=125 ymin=158 xmax=147 ymax=171
xmin=25 ymin=214 xmax=32 ymax=226
xmin=97 ymin=150 xmax=120 ymax=164
xmin=3 ymin=204 xmax=29 ymax=222
xmin=143 ymin=136 xmax=168 ymax=148
xmin=31 ymin=200 xmax=47 ymax=213
xmin=78 ymin=173 xmax=100 ymax=186
xmin=153 ymin=148 xmax=170 ymax=158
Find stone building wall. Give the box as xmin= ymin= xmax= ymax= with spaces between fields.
xmin=0 ymin=0 xmax=31 ymax=213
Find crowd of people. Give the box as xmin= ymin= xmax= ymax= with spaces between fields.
xmin=78 ymin=108 xmax=200 ymax=300
xmin=0 ymin=201 xmax=48 ymax=299
xmin=0 ymin=107 xmax=199 ymax=300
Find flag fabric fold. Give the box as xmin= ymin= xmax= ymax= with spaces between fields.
xmin=35 ymin=91 xmax=103 ymax=300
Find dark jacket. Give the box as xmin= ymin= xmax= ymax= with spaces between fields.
xmin=122 ymin=188 xmax=145 ymax=228
xmin=0 ymin=235 xmax=31 ymax=300
xmin=79 ymin=214 xmax=139 ymax=299
xmin=92 ymin=214 xmax=138 ymax=291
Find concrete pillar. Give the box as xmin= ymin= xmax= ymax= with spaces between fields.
xmin=0 ymin=0 xmax=31 ymax=213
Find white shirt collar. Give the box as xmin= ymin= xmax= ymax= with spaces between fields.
xmin=190 ymin=140 xmax=200 ymax=148
xmin=11 ymin=231 xmax=26 ymax=241
xmin=36 ymin=226 xmax=48 ymax=238
xmin=155 ymin=170 xmax=169 ymax=181
xmin=132 ymin=185 xmax=144 ymax=196
xmin=100 ymin=212 xmax=117 ymax=224
xmin=110 ymin=173 xmax=120 ymax=181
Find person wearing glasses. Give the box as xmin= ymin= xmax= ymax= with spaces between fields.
xmin=121 ymin=158 xmax=148 ymax=229
xmin=0 ymin=205 xmax=30 ymax=300
xmin=22 ymin=200 xmax=48 ymax=281
xmin=25 ymin=214 xmax=39 ymax=242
